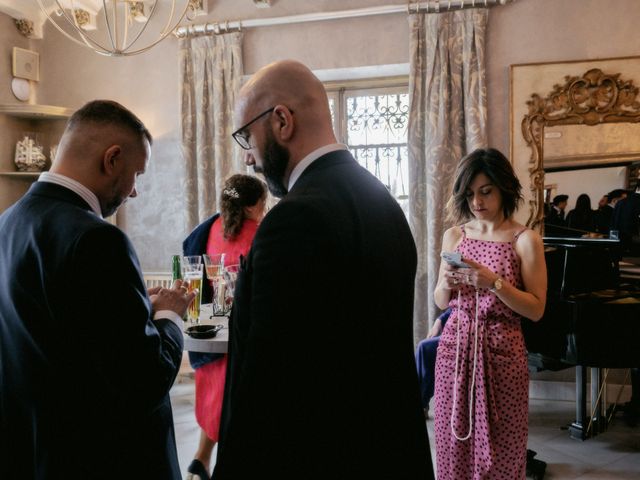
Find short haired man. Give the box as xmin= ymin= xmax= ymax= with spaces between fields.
xmin=216 ymin=60 xmax=434 ymax=479
xmin=0 ymin=100 xmax=194 ymax=479
xmin=545 ymin=194 xmax=569 ymax=236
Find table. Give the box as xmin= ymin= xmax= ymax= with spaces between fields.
xmin=182 ymin=303 xmax=229 ymax=353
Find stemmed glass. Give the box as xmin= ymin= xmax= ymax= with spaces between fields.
xmin=203 ymin=253 xmax=226 ymax=316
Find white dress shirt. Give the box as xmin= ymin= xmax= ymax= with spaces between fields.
xmin=287 ymin=143 xmax=348 ymax=192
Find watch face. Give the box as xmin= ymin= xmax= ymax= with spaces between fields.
xmin=494 ymin=278 xmax=503 ymax=290
xmin=11 ymin=77 xmax=30 ymax=102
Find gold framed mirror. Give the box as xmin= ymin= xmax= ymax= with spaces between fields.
xmin=510 ymin=57 xmax=640 ymax=235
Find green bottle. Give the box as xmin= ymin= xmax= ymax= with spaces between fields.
xmin=172 ymin=255 xmax=188 ymax=323
xmin=172 ymin=255 xmax=182 ymax=281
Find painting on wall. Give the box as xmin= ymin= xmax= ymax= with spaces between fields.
xmin=509 ymin=56 xmax=640 ymax=229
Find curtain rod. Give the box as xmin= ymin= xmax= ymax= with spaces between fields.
xmin=174 ymin=0 xmax=515 ymax=38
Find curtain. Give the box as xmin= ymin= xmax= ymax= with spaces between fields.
xmin=179 ymin=33 xmax=244 ymax=231
xmin=408 ymin=9 xmax=488 ymax=342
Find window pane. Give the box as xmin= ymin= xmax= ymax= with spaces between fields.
xmin=344 ymin=91 xmax=409 ymax=201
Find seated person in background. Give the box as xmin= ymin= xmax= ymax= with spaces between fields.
xmin=415 ymin=308 xmax=452 ymax=417
xmin=566 ymin=193 xmax=596 ymax=237
xmin=544 ymin=194 xmax=568 ymax=236
xmin=182 ymin=174 xmax=267 ymax=480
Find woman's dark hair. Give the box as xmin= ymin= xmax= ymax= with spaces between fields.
xmin=447 ymin=148 xmax=523 ymax=224
xmin=574 ymin=193 xmax=592 ymax=213
xmin=220 ymin=174 xmax=267 ymax=240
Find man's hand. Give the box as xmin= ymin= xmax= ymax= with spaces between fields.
xmin=149 ymin=279 xmax=195 ymax=318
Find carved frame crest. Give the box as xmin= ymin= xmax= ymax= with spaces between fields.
xmin=521 ymin=68 xmax=640 ymax=232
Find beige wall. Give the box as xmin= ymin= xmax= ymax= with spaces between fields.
xmin=3 ymin=0 xmax=640 ymax=270
xmin=0 ymin=14 xmax=39 ymax=213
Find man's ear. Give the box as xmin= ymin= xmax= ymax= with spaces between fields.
xmin=272 ymin=105 xmax=294 ymax=142
xmin=102 ymin=145 xmax=121 ymax=174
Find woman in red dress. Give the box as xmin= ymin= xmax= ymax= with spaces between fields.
xmin=183 ymin=174 xmax=267 ymax=480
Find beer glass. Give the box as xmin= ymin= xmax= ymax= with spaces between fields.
xmin=182 ymin=255 xmax=203 ymax=325
xmin=203 ymin=253 xmax=226 ymax=316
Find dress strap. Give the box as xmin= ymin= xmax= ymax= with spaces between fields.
xmin=459 ymin=224 xmax=467 ymax=240
xmin=512 ymin=227 xmax=528 ymax=244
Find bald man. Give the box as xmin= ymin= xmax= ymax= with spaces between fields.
xmin=0 ymin=100 xmax=194 ymax=480
xmin=216 ymin=60 xmax=434 ymax=479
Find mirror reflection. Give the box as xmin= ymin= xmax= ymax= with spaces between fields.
xmin=521 ymin=68 xmax=640 ymax=252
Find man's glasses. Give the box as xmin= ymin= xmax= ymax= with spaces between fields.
xmin=231 ymin=107 xmax=275 ymax=150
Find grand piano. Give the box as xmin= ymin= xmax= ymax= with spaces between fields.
xmin=522 ymin=237 xmax=640 ymax=440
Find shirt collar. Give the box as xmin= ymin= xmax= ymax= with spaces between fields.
xmin=287 ymin=143 xmax=348 ymax=191
xmin=39 ymin=172 xmax=103 ymax=217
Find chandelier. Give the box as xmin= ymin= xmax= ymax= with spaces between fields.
xmin=36 ymin=1 xmax=194 ymax=56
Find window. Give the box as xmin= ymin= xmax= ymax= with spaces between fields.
xmin=327 ymin=79 xmax=409 ymax=209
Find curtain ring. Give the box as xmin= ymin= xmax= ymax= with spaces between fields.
xmin=237 ymin=21 xmax=242 ymax=32
xmin=435 ymin=0 xmax=440 ymax=12
xmin=225 ymin=20 xmax=230 ymax=32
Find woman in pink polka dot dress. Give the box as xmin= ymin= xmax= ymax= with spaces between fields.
xmin=433 ymin=149 xmax=547 ymax=480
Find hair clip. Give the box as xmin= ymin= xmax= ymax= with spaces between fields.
xmin=223 ymin=187 xmax=240 ymax=199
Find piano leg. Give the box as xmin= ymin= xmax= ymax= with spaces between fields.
xmin=569 ymin=366 xmax=588 ymax=440
xmin=591 ymin=368 xmax=611 ymax=435
xmin=569 ymin=367 xmax=610 ymax=440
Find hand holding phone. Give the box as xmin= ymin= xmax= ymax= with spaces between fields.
xmin=441 ymin=251 xmax=471 ymax=269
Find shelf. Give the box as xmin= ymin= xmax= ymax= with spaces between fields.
xmin=0 ymin=104 xmax=73 ymax=119
xmin=0 ymin=171 xmax=44 ymax=178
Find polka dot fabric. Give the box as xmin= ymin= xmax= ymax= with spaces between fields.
xmin=434 ymin=225 xmax=529 ymax=480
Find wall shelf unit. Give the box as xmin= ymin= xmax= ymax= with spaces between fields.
xmin=0 ymin=104 xmax=73 ymax=119
xmin=0 ymin=104 xmax=71 ymax=213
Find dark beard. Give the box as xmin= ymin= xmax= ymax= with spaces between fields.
xmin=255 ymin=130 xmax=289 ymax=198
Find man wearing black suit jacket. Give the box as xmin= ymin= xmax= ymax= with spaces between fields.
xmin=0 ymin=100 xmax=195 ymax=480
xmin=214 ymin=60 xmax=434 ymax=479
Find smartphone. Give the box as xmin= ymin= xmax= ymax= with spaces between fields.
xmin=441 ymin=251 xmax=471 ymax=269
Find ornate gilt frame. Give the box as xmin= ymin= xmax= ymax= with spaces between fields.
xmin=521 ymin=68 xmax=640 ymax=232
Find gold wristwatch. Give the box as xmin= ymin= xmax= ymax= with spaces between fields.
xmin=490 ymin=277 xmax=503 ymax=293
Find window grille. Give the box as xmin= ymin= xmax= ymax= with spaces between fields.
xmin=327 ymin=82 xmax=409 ymax=208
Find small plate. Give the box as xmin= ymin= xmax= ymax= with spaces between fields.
xmin=186 ymin=324 xmax=223 ymax=339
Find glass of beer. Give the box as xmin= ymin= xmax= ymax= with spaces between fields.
xmin=203 ymin=253 xmax=226 ymax=316
xmin=182 ymin=255 xmax=203 ymax=325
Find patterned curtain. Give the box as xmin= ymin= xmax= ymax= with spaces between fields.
xmin=179 ymin=33 xmax=244 ymax=231
xmin=408 ymin=10 xmax=488 ymax=342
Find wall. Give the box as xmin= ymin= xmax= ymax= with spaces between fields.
xmin=34 ymin=0 xmax=410 ymax=271
xmin=4 ymin=0 xmax=640 ymax=272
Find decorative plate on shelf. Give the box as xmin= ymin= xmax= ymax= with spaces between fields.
xmin=11 ymin=78 xmax=30 ymax=102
